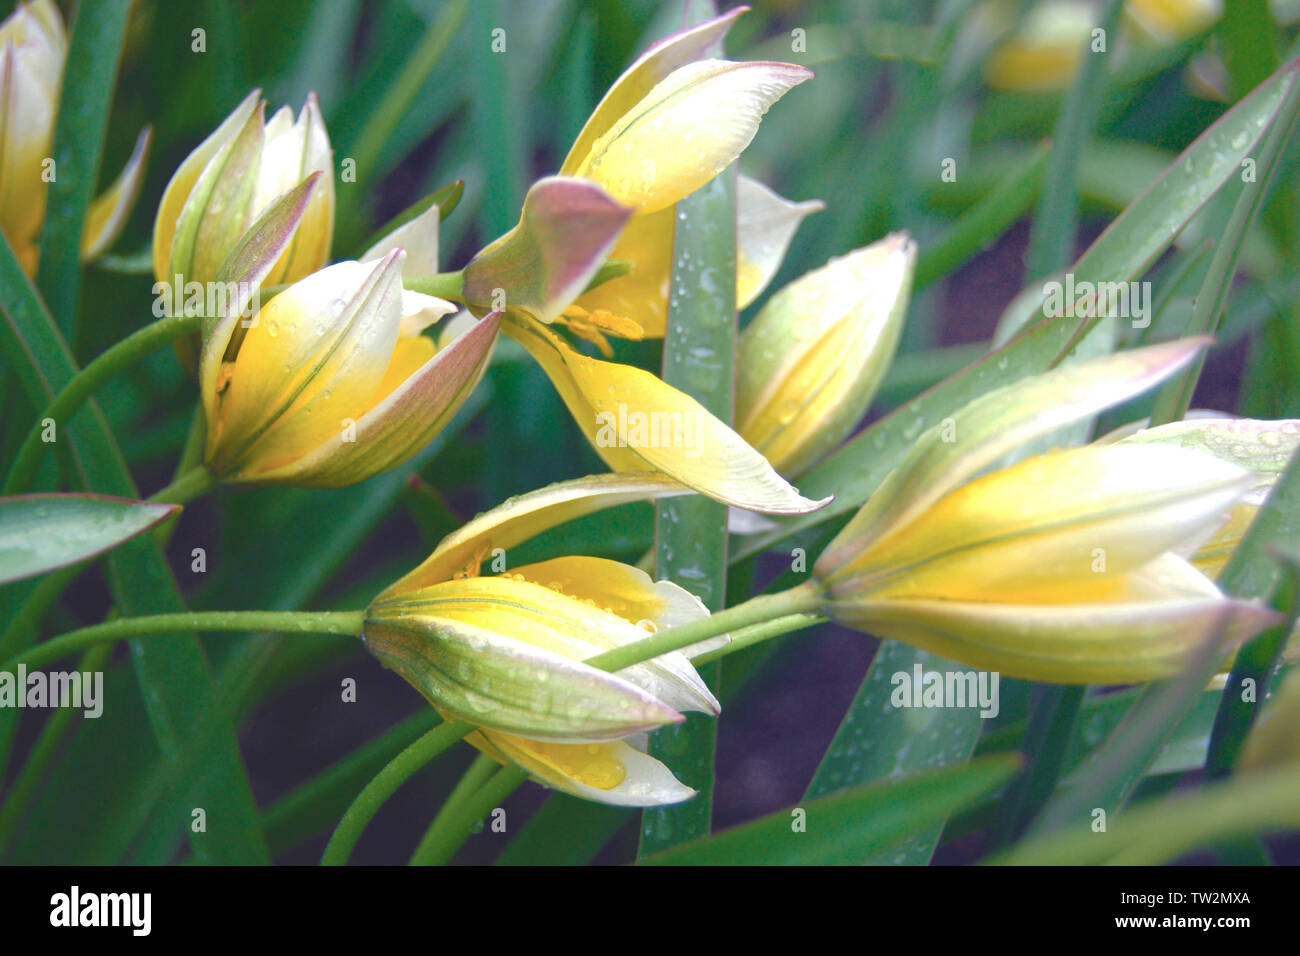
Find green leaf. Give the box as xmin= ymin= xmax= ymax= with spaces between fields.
xmin=495 ymin=795 xmax=629 ymax=866
xmin=642 ymin=754 xmax=1019 ymax=865
xmin=0 ymin=494 xmax=178 ymax=584
xmin=804 ymin=642 xmax=985 ymax=864
xmin=639 ymin=167 xmax=738 ymax=857
xmin=734 ymin=56 xmax=1300 ymax=564
xmin=358 ymin=180 xmax=466 ymax=257
xmin=35 ymin=0 xmax=132 ymax=338
xmin=0 ymin=237 xmax=268 ymax=863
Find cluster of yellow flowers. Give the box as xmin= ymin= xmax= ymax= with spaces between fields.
xmin=5 ymin=1 xmax=1292 ymax=807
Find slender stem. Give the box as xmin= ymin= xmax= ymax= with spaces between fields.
xmin=410 ymin=765 xmax=528 ymax=866
xmin=587 ymin=582 xmax=823 ymax=674
xmin=3 ymin=312 xmax=202 ymax=494
xmin=154 ymin=406 xmax=207 ymax=548
xmin=0 ymin=643 xmax=111 ymax=858
xmin=692 ymin=612 xmax=825 ymax=666
xmin=403 ymin=271 xmax=465 ymax=301
xmin=409 ymin=753 xmax=498 ymax=864
xmin=1 ymin=609 xmax=365 ymax=675
xmin=321 ymin=719 xmax=473 ymax=866
xmin=148 ymin=463 xmax=218 ymax=506
xmin=324 ymin=582 xmax=825 ymax=864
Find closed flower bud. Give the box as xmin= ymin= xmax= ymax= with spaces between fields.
xmin=813 ymin=340 xmax=1282 ymax=684
xmin=366 ymin=472 xmax=724 ymax=806
xmin=736 ymin=232 xmax=916 ymax=477
xmin=200 ymin=243 xmax=496 ymax=487
xmin=0 ymin=0 xmax=148 ymax=273
xmin=153 ymin=89 xmax=334 ymax=290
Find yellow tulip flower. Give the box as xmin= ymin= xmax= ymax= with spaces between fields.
xmin=813 ymin=340 xmax=1281 ymax=684
xmin=0 ymin=0 xmax=149 ymax=273
xmin=198 ymin=186 xmax=494 ymax=487
xmin=736 ymin=232 xmax=917 ymax=478
xmin=153 ymin=88 xmax=334 ymax=291
xmin=366 ymin=472 xmax=726 ymax=806
xmin=555 ymin=6 xmax=814 ymax=338
xmin=983 ymin=0 xmax=1221 ymax=93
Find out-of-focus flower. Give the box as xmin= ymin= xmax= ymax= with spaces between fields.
xmin=982 ymin=0 xmax=1222 ymax=93
xmin=366 ymin=472 xmax=725 ymax=806
xmin=198 ymin=182 xmax=494 ymax=487
xmin=153 ymin=88 xmax=334 ymax=290
xmin=736 ymin=232 xmax=916 ymax=478
xmin=0 ymin=0 xmax=150 ymax=273
xmin=472 ymin=7 xmax=812 ymax=338
xmin=1239 ymin=667 xmax=1300 ymax=773
xmin=812 ymin=340 xmax=1281 ymax=684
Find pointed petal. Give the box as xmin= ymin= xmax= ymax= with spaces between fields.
xmin=835 ymin=593 xmax=1281 ymax=684
xmin=362 ymin=201 xmax=440 ymax=276
xmin=153 ymin=89 xmax=262 ymax=282
xmin=381 ymin=472 xmax=693 ymax=597
xmin=374 ymin=574 xmax=718 ymax=717
xmin=477 ymin=731 xmax=696 ymax=807
xmin=246 ymin=311 xmax=500 ymax=486
xmin=832 ymin=443 xmax=1253 ymax=602
xmin=737 ymin=233 xmax=915 ymax=477
xmin=821 ymin=338 xmax=1211 ymax=570
xmin=464 ymin=176 xmax=632 ymax=324
xmin=81 ymin=127 xmax=151 ymax=260
xmin=263 ymin=92 xmax=335 ymax=284
xmin=506 ymin=317 xmax=830 ymax=515
xmin=571 ymin=59 xmax=812 ymax=216
xmin=364 ymin=613 xmax=683 ymax=741
xmin=561 ymin=6 xmax=746 ymax=175
xmin=735 ymin=175 xmax=823 ymax=308
xmin=207 ymin=252 xmax=404 ymax=476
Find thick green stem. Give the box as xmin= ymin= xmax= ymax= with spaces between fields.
xmin=409 ymin=752 xmax=498 ymax=864
xmin=410 ymin=765 xmax=528 ymax=866
xmin=149 ymin=463 xmax=218 ymax=506
xmin=1 ymin=609 xmax=364 ymax=675
xmin=3 ymin=312 xmax=202 ymax=494
xmin=692 ymin=613 xmax=824 ymax=666
xmin=402 ymin=271 xmax=465 ymax=300
xmin=324 ymin=581 xmax=824 ymax=864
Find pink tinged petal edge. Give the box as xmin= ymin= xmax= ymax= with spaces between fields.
xmin=463 ymin=177 xmax=633 ymax=324
xmin=241 ymin=310 xmax=503 ymax=487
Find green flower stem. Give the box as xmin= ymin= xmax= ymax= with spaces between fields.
xmin=0 ymin=609 xmax=365 ymax=676
xmin=402 ymin=271 xmax=465 ymax=300
xmin=692 ymin=612 xmax=825 ymax=667
xmin=0 ymin=643 xmax=111 ymax=858
xmin=321 ymin=719 xmax=473 ymax=866
xmin=3 ymin=312 xmax=202 ymax=495
xmin=323 ymin=581 xmax=825 ymax=865
xmin=154 ymin=406 xmax=206 ymax=548
xmin=410 ymin=765 xmax=528 ymax=866
xmin=588 ymin=582 xmax=824 ymax=674
xmin=149 ymin=463 xmax=218 ymax=506
xmin=409 ymin=752 xmax=498 ymax=864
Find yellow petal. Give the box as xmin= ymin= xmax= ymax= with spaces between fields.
xmin=830 ymin=443 xmax=1252 ymax=602
xmin=571 ymin=59 xmax=811 ymax=216
xmin=561 ymin=6 xmax=745 ymax=177
xmin=152 ymin=89 xmax=261 ymax=282
xmin=206 ymin=254 xmax=404 ymax=476
xmin=833 ymin=591 xmax=1278 ymax=684
xmin=81 ymin=127 xmax=151 ymax=260
xmin=259 ymin=93 xmax=334 ymax=285
xmin=735 ymin=175 xmax=823 ymax=308
xmin=505 ymin=317 xmax=831 ymax=515
xmin=573 ymin=204 xmax=674 ymax=337
xmin=0 ymin=38 xmax=58 ymax=259
xmin=381 ymin=472 xmax=692 ymax=597
xmin=737 ymin=233 xmax=915 ymax=477
xmin=819 ymin=337 xmax=1210 ymax=573
xmin=475 ymin=731 xmax=695 ymax=806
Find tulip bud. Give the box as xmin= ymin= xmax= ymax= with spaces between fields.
xmin=812 ymin=341 xmax=1282 ymax=684
xmin=367 ymin=477 xmax=722 ymax=806
xmin=200 ymin=248 xmax=496 ymax=487
xmin=153 ymin=89 xmax=334 ymax=290
xmin=0 ymin=0 xmax=148 ymax=273
xmin=736 ymin=233 xmax=916 ymax=477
